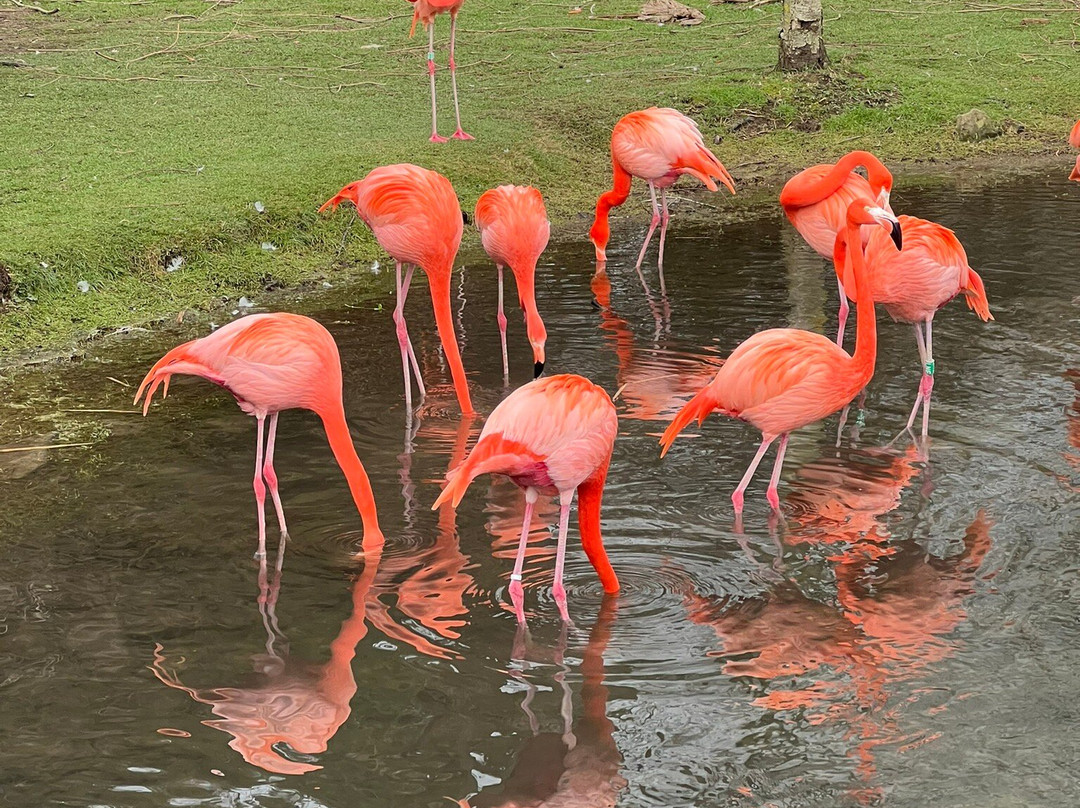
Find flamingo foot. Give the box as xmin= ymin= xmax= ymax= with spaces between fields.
xmin=509 ymin=577 xmax=526 ymax=624
xmin=429 ymin=133 xmax=448 ymax=144
xmin=552 ymin=581 xmax=570 ymax=623
xmin=451 ymin=129 xmax=474 ymax=140
xmin=766 ymin=486 xmax=781 ymax=511
xmin=731 ymin=489 xmax=745 ymax=514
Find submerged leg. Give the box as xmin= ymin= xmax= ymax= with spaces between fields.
xmin=509 ymin=487 xmax=538 ymax=623
xmin=551 ymin=491 xmax=574 ymax=623
xmin=635 ymin=182 xmax=661 ymax=274
xmin=732 ymin=435 xmax=775 ymax=514
xmin=401 ymin=265 xmax=426 ymax=397
xmin=253 ymin=414 xmax=268 ymax=559
xmin=765 ymin=433 xmax=790 ymax=511
xmin=497 ymin=264 xmax=509 ymax=383
xmin=902 ymin=322 xmax=930 ymax=436
xmin=427 ymin=25 xmax=447 ymax=143
xmin=921 ymin=318 xmax=934 ymax=439
xmin=836 ymin=274 xmax=850 ymax=348
xmin=262 ymin=412 xmax=289 ymax=539
xmin=394 ymin=262 xmax=414 ymax=411
xmin=448 ymin=12 xmax=473 ymax=140
xmin=657 ymin=188 xmax=670 ymax=295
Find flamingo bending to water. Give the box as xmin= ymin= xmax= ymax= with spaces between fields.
xmin=433 ymin=374 xmax=620 ymax=623
xmin=135 ymin=313 xmax=384 ymax=555
xmin=589 ymin=107 xmax=735 ymax=292
xmin=321 ymin=164 xmax=474 ymax=416
xmin=474 ymin=185 xmax=550 ymax=381
xmin=846 ymin=214 xmax=992 ymax=440
xmin=659 ymin=200 xmax=902 ymax=514
xmin=779 ymin=150 xmax=894 ymax=346
xmin=1070 ymin=120 xmax=1080 ymax=182
xmin=407 ymin=0 xmax=473 ymax=142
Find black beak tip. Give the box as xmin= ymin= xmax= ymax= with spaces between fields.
xmin=889 ymin=222 xmax=903 ymax=251
xmin=462 ymin=210 xmax=471 ymax=226
xmin=533 ymin=361 xmax=544 ymax=378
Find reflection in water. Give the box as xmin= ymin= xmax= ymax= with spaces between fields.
xmin=461 ymin=596 xmax=626 ymax=807
xmin=1062 ymin=369 xmax=1080 ymax=486
xmin=149 ymin=544 xmax=382 ymax=775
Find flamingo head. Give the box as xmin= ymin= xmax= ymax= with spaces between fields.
xmin=864 ymin=205 xmax=902 ymax=251
xmin=318 ymin=181 xmax=363 ymax=214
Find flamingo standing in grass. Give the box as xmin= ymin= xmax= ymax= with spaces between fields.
xmin=134 ymin=313 xmax=384 ymax=555
xmin=847 ymin=215 xmax=992 ymax=440
xmin=779 ymin=151 xmax=894 ymax=346
xmin=1070 ymin=120 xmax=1080 ymax=181
xmin=433 ymin=374 xmax=620 ymax=623
xmin=589 ymin=107 xmax=736 ymax=293
xmin=659 ymin=199 xmax=902 ymax=514
xmin=407 ymin=0 xmax=473 ymax=142
xmin=320 ymin=164 xmax=474 ymax=416
xmin=474 ymin=185 xmax=551 ymax=382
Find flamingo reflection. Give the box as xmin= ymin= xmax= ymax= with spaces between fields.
xmin=149 ymin=543 xmax=382 ymax=775
xmin=1061 ymin=369 xmax=1080 ymax=487
xmin=458 ymin=595 xmax=626 ymax=807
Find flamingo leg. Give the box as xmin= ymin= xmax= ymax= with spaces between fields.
xmin=448 ymin=11 xmax=473 ymax=140
xmin=552 ymin=490 xmax=573 ymax=623
xmin=836 ymin=274 xmax=850 ymax=348
xmin=765 ymin=433 xmax=790 ymax=511
xmin=427 ymin=24 xmax=447 ymax=143
xmin=731 ymin=435 xmax=775 ymax=514
xmin=902 ymin=321 xmax=931 ymax=438
xmin=836 ymin=403 xmax=849 ymax=448
xmin=634 ymin=182 xmax=661 ymax=274
xmin=262 ymin=411 xmax=289 ymax=540
xmin=394 ymin=262 xmax=414 ymax=411
xmin=509 ymin=487 xmax=538 ymax=623
xmin=253 ymin=414 xmax=268 ymax=559
xmin=401 ymin=264 xmax=426 ymax=397
xmin=657 ymin=187 xmax=670 ymax=296
xmin=921 ymin=318 xmax=934 ymax=439
xmin=497 ymin=264 xmax=509 ymax=383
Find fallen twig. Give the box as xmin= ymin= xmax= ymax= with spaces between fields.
xmin=11 ymin=0 xmax=58 ymax=14
xmin=0 ymin=442 xmax=93 ymax=454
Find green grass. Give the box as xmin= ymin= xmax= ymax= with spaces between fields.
xmin=1 ymin=0 xmax=1076 ymax=358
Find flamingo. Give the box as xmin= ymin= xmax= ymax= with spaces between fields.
xmin=407 ymin=0 xmax=473 ymax=142
xmin=320 ymin=164 xmax=474 ymax=416
xmin=474 ymin=184 xmax=550 ymax=381
xmin=1070 ymin=120 xmax=1080 ymax=182
xmin=589 ymin=107 xmax=736 ymax=293
xmin=433 ymin=374 xmax=620 ymax=623
xmin=134 ymin=312 xmax=384 ymax=556
xmin=779 ymin=151 xmax=894 ymax=346
xmin=845 ymin=214 xmax=992 ymax=441
xmin=658 ymin=199 xmax=902 ymax=514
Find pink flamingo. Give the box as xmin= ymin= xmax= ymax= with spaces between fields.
xmin=779 ymin=151 xmax=894 ymax=345
xmin=474 ymin=184 xmax=550 ymax=381
xmin=659 ymin=199 xmax=902 ymax=514
xmin=433 ymin=374 xmax=620 ymax=622
xmin=589 ymin=107 xmax=736 ymax=292
xmin=407 ymin=0 xmax=473 ymax=142
xmin=849 ymin=214 xmax=992 ymax=440
xmin=321 ymin=164 xmax=474 ymax=416
xmin=1070 ymin=120 xmax=1080 ymax=182
xmin=134 ymin=312 xmax=384 ymax=556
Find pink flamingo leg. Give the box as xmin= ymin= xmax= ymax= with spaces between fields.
xmin=836 ymin=274 xmax=850 ymax=348
xmin=427 ymin=25 xmax=447 ymax=143
xmin=551 ymin=491 xmax=573 ymax=623
xmin=901 ymin=321 xmax=933 ymax=440
xmin=262 ymin=411 xmax=289 ymax=539
xmin=921 ymin=318 xmax=934 ymax=439
xmin=448 ymin=12 xmax=473 ymax=140
xmin=634 ymin=182 xmax=661 ymax=274
xmin=509 ymin=487 xmax=538 ymax=623
xmin=657 ymin=187 xmax=670 ymax=296
xmin=400 ymin=265 xmax=425 ymax=396
xmin=731 ymin=435 xmax=775 ymax=514
xmin=253 ymin=414 xmax=268 ymax=559
xmin=497 ymin=264 xmax=509 ymax=383
xmin=765 ymin=433 xmax=790 ymax=510
xmin=394 ymin=262 xmax=414 ymax=411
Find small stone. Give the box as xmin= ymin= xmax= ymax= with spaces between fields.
xmin=956 ymin=108 xmax=1003 ymax=142
xmin=322 ymin=281 xmax=332 ymax=289
xmin=76 ymin=280 xmax=90 ymax=294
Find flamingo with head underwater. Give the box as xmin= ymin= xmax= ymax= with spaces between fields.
xmin=406 ymin=0 xmax=473 ymax=142
xmin=433 ymin=374 xmax=620 ymax=623
xmin=474 ymin=184 xmax=550 ymax=382
xmin=134 ymin=312 xmax=384 ymax=556
xmin=659 ymin=199 xmax=902 ymax=514
xmin=589 ymin=107 xmax=736 ymax=293
xmin=779 ymin=150 xmax=894 ymax=346
xmin=320 ymin=164 xmax=474 ymax=416
xmin=845 ymin=214 xmax=992 ymax=441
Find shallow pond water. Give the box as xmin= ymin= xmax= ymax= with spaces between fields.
xmin=1 ymin=171 xmax=1079 ymax=807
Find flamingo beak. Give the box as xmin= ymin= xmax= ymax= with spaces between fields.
xmin=534 ymin=361 xmax=544 ymax=378
xmin=868 ymin=206 xmax=902 ymax=251
xmin=461 ymin=210 xmax=470 ymax=226
xmin=877 ymin=187 xmax=891 ymax=212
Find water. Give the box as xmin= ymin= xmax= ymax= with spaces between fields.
xmin=1 ymin=171 xmax=1078 ymax=807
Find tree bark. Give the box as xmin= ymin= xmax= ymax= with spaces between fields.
xmin=779 ymin=0 xmax=826 ymax=72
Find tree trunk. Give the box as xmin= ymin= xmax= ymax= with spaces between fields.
xmin=778 ymin=0 xmax=826 ymax=72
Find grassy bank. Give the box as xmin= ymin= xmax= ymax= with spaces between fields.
xmin=1 ymin=0 xmax=1076 ymax=359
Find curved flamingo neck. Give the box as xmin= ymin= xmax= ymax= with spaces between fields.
xmin=511 ymin=263 xmax=547 ymax=364
xmin=837 ymin=219 xmax=877 ymax=388
xmin=577 ymin=461 xmax=619 ymax=594
xmin=319 ymin=403 xmax=384 ymax=546
xmin=780 ymin=151 xmax=893 ymax=210
xmin=589 ymin=162 xmax=633 ymax=253
xmin=425 ymin=268 xmax=474 ymax=415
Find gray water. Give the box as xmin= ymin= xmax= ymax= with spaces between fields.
xmin=1 ymin=172 xmax=1078 ymax=807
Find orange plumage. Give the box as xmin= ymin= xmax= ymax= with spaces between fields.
xmin=1070 ymin=120 xmax=1080 ymax=182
